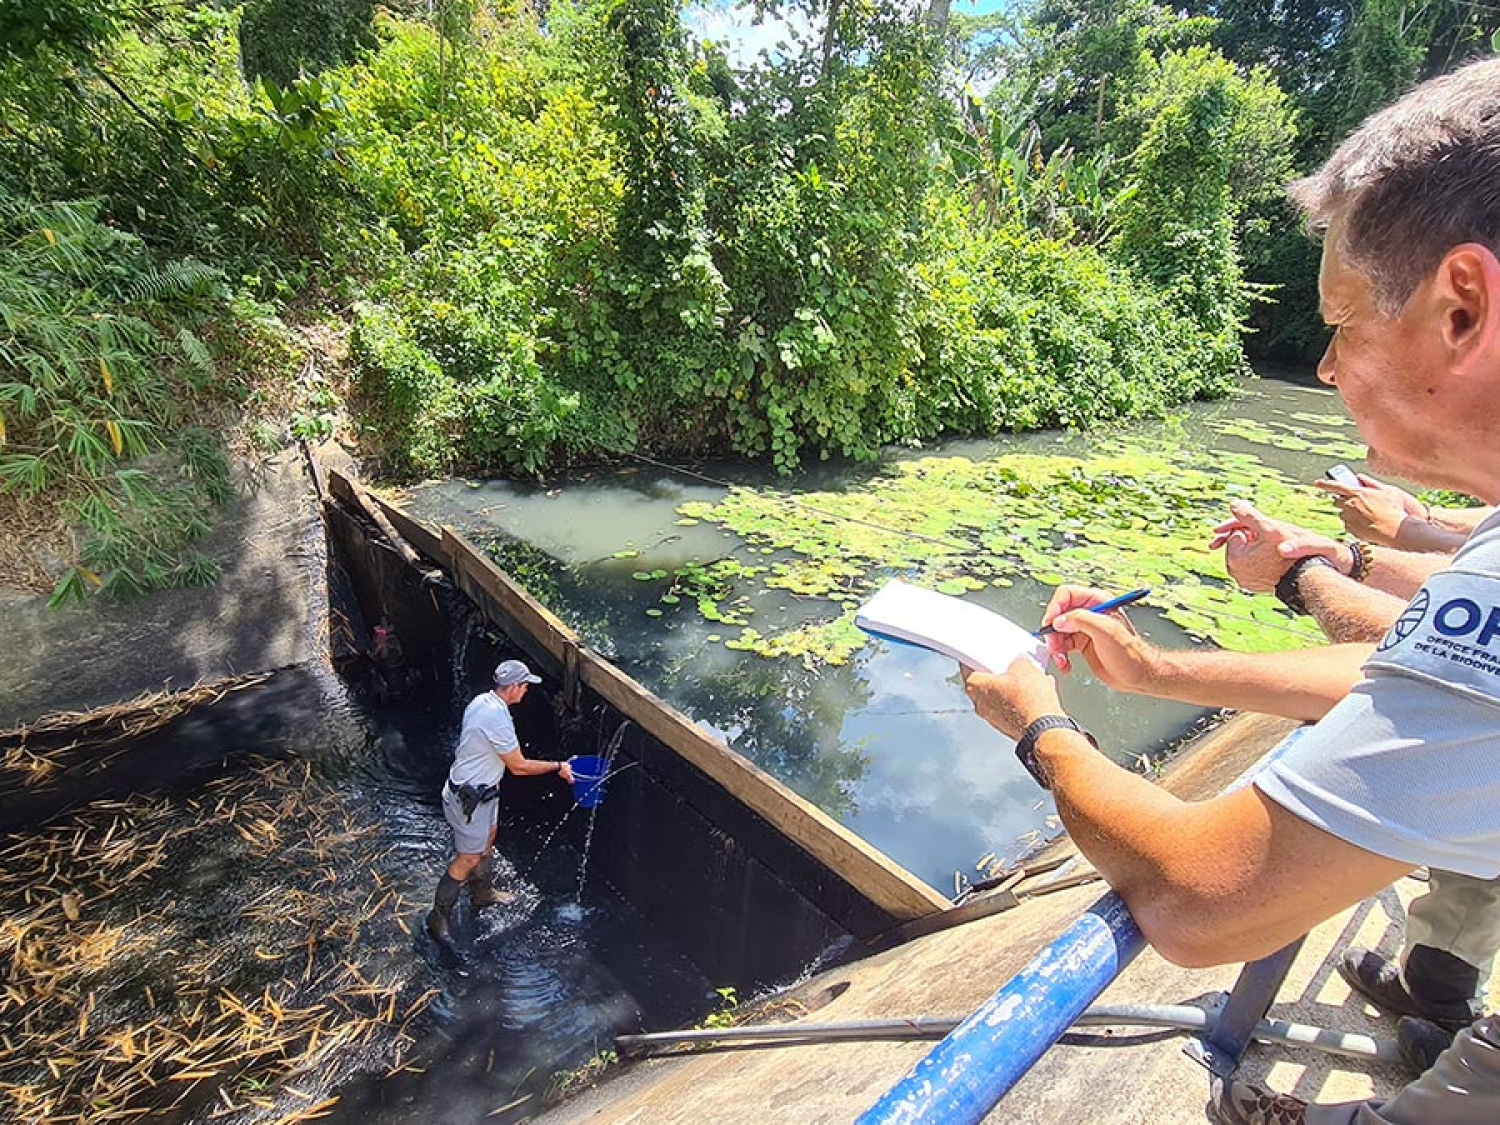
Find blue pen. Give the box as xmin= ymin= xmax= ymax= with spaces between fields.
xmin=1033 ymin=587 xmax=1151 ymax=637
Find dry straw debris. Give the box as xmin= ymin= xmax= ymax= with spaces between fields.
xmin=0 ymin=755 xmax=438 ymax=1124
xmin=1 ymin=675 xmax=273 ymax=785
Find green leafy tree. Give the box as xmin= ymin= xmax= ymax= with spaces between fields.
xmin=0 ymin=0 xmax=130 ymax=63
xmin=1113 ymin=48 xmax=1294 ymax=393
xmin=239 ymin=0 xmax=378 ymax=87
xmin=1012 ymin=0 xmax=1219 ymax=157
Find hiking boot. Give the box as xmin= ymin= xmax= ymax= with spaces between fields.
xmin=1397 ymin=1015 xmax=1456 ymax=1074
xmin=1337 ymin=947 xmax=1476 ymax=1030
xmin=1209 ymin=1076 xmax=1306 ymax=1124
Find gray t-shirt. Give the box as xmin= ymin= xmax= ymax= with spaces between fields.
xmin=1256 ymin=509 xmax=1500 ymax=879
xmin=449 ymin=690 xmax=519 ymax=787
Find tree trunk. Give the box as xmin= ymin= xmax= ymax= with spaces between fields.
xmin=821 ymin=0 xmax=844 ymax=74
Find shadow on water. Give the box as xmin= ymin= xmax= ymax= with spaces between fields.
xmin=0 ymin=375 xmax=1374 ymax=1123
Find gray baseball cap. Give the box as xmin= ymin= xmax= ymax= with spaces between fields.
xmin=494 ymin=659 xmax=542 ymax=687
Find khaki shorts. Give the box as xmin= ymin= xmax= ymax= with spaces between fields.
xmin=442 ymin=784 xmax=498 ymax=854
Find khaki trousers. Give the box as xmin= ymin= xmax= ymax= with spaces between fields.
xmin=1403 ymin=869 xmax=1500 ymax=1002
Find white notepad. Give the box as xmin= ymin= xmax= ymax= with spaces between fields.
xmin=855 ymin=579 xmax=1047 ymax=673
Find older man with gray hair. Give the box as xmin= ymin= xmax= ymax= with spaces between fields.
xmin=962 ymin=58 xmax=1500 ymax=1125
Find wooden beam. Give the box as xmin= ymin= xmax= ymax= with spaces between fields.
xmin=443 ymin=527 xmax=579 ymax=674
xmin=349 ymin=502 xmax=950 ymax=922
xmin=369 ymin=493 xmax=446 ymax=566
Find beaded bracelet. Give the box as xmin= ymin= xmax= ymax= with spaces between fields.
xmin=1344 ymin=539 xmax=1373 ymax=582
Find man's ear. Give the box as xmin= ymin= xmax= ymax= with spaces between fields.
xmin=1434 ymin=243 xmax=1500 ymax=371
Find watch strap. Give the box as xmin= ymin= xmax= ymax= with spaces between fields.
xmin=1274 ymin=555 xmax=1336 ymax=615
xmin=1014 ymin=714 xmax=1097 ymax=790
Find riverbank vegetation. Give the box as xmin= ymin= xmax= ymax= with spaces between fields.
xmin=2 ymin=1 xmax=1495 ymax=602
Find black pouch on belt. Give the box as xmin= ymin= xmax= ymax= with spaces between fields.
xmin=455 ymin=782 xmax=500 ymax=822
xmin=457 ymin=783 xmax=482 ymax=821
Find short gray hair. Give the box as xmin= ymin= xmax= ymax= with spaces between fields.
xmin=1288 ymin=58 xmax=1500 ymax=315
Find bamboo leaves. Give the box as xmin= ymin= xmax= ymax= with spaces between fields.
xmin=0 ymin=190 xmax=234 ymax=602
xmin=0 ymin=749 xmax=435 ymax=1124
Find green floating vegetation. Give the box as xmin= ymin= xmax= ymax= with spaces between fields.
xmin=1205 ymin=415 xmax=1365 ymax=461
xmin=669 ymin=437 xmax=1344 ymax=665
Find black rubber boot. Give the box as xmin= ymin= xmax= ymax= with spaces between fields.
xmin=466 ymin=854 xmax=512 ymax=909
xmin=426 ymin=873 xmax=463 ymax=947
xmin=1338 ymin=946 xmax=1479 ymax=1031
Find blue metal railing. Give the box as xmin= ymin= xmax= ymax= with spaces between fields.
xmin=856 ymin=891 xmax=1145 ymax=1125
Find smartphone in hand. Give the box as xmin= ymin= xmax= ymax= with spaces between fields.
xmin=1326 ymin=463 xmax=1360 ymax=488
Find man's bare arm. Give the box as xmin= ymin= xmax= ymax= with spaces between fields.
xmin=1298 ymin=564 xmax=1416 ymax=643
xmin=1214 ymin=500 xmax=1448 ymax=640
xmin=1035 ymin=727 xmax=1414 ymax=966
xmin=964 ymin=661 xmax=1414 ymax=967
xmin=1039 ymin=590 xmax=1369 ymax=721
xmin=1139 ymin=641 xmax=1372 ymax=720
xmin=1315 ymin=474 xmax=1488 ymax=553
xmin=500 ymin=746 xmax=570 ymax=780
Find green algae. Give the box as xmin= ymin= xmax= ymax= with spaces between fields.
xmin=1205 ymin=415 xmax=1366 ymax=461
xmin=667 ymin=436 xmax=1347 ymax=665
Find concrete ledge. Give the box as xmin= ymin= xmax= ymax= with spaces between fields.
xmin=529 ymin=711 xmax=1452 ymax=1124
xmin=0 ymin=450 xmax=325 ymax=728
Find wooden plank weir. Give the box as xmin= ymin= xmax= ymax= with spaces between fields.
xmin=329 ymin=470 xmax=948 ymax=923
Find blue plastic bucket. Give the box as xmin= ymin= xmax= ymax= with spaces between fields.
xmin=569 ymin=755 xmax=608 ymax=808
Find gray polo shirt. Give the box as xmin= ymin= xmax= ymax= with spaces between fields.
xmin=1256 ymin=509 xmax=1500 ymax=879
xmin=449 ymin=690 xmax=519 ymax=788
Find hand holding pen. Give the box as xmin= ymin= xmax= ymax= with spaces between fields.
xmin=1034 ymin=587 xmax=1150 ymax=637
xmin=1036 ymin=585 xmax=1159 ymax=692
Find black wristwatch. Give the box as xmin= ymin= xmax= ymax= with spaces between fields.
xmin=1014 ymin=714 xmax=1098 ymax=790
xmin=1274 ymin=555 xmax=1336 ymax=615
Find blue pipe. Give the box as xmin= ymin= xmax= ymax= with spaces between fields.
xmin=856 ymin=891 xmax=1145 ymax=1125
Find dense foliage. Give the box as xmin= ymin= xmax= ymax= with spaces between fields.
xmin=0 ymin=189 xmax=244 ymax=603
xmin=0 ymin=0 xmax=1490 ymax=600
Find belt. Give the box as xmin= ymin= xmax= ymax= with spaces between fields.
xmin=447 ymin=779 xmax=500 ymax=801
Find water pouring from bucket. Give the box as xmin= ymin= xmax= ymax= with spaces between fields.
xmin=568 ymin=755 xmax=608 ymax=808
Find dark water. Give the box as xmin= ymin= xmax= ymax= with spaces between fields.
xmin=2 ymin=373 xmax=1368 ymax=1124
xmin=0 ymin=664 xmax=716 ymax=1125
xmin=296 ymin=681 xmax=719 ymax=1125
xmin=401 ymin=375 xmax=1367 ymax=893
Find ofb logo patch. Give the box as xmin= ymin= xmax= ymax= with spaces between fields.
xmin=1379 ymin=588 xmax=1430 ymax=652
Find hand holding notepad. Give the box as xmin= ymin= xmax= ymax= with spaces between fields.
xmin=854 ymin=580 xmax=1048 ymax=672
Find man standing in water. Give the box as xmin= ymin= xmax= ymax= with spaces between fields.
xmin=963 ymin=58 xmax=1500 ymax=1123
xmin=427 ymin=659 xmax=574 ymax=948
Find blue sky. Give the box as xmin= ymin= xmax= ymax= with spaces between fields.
xmin=684 ymin=0 xmax=1012 ymax=67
